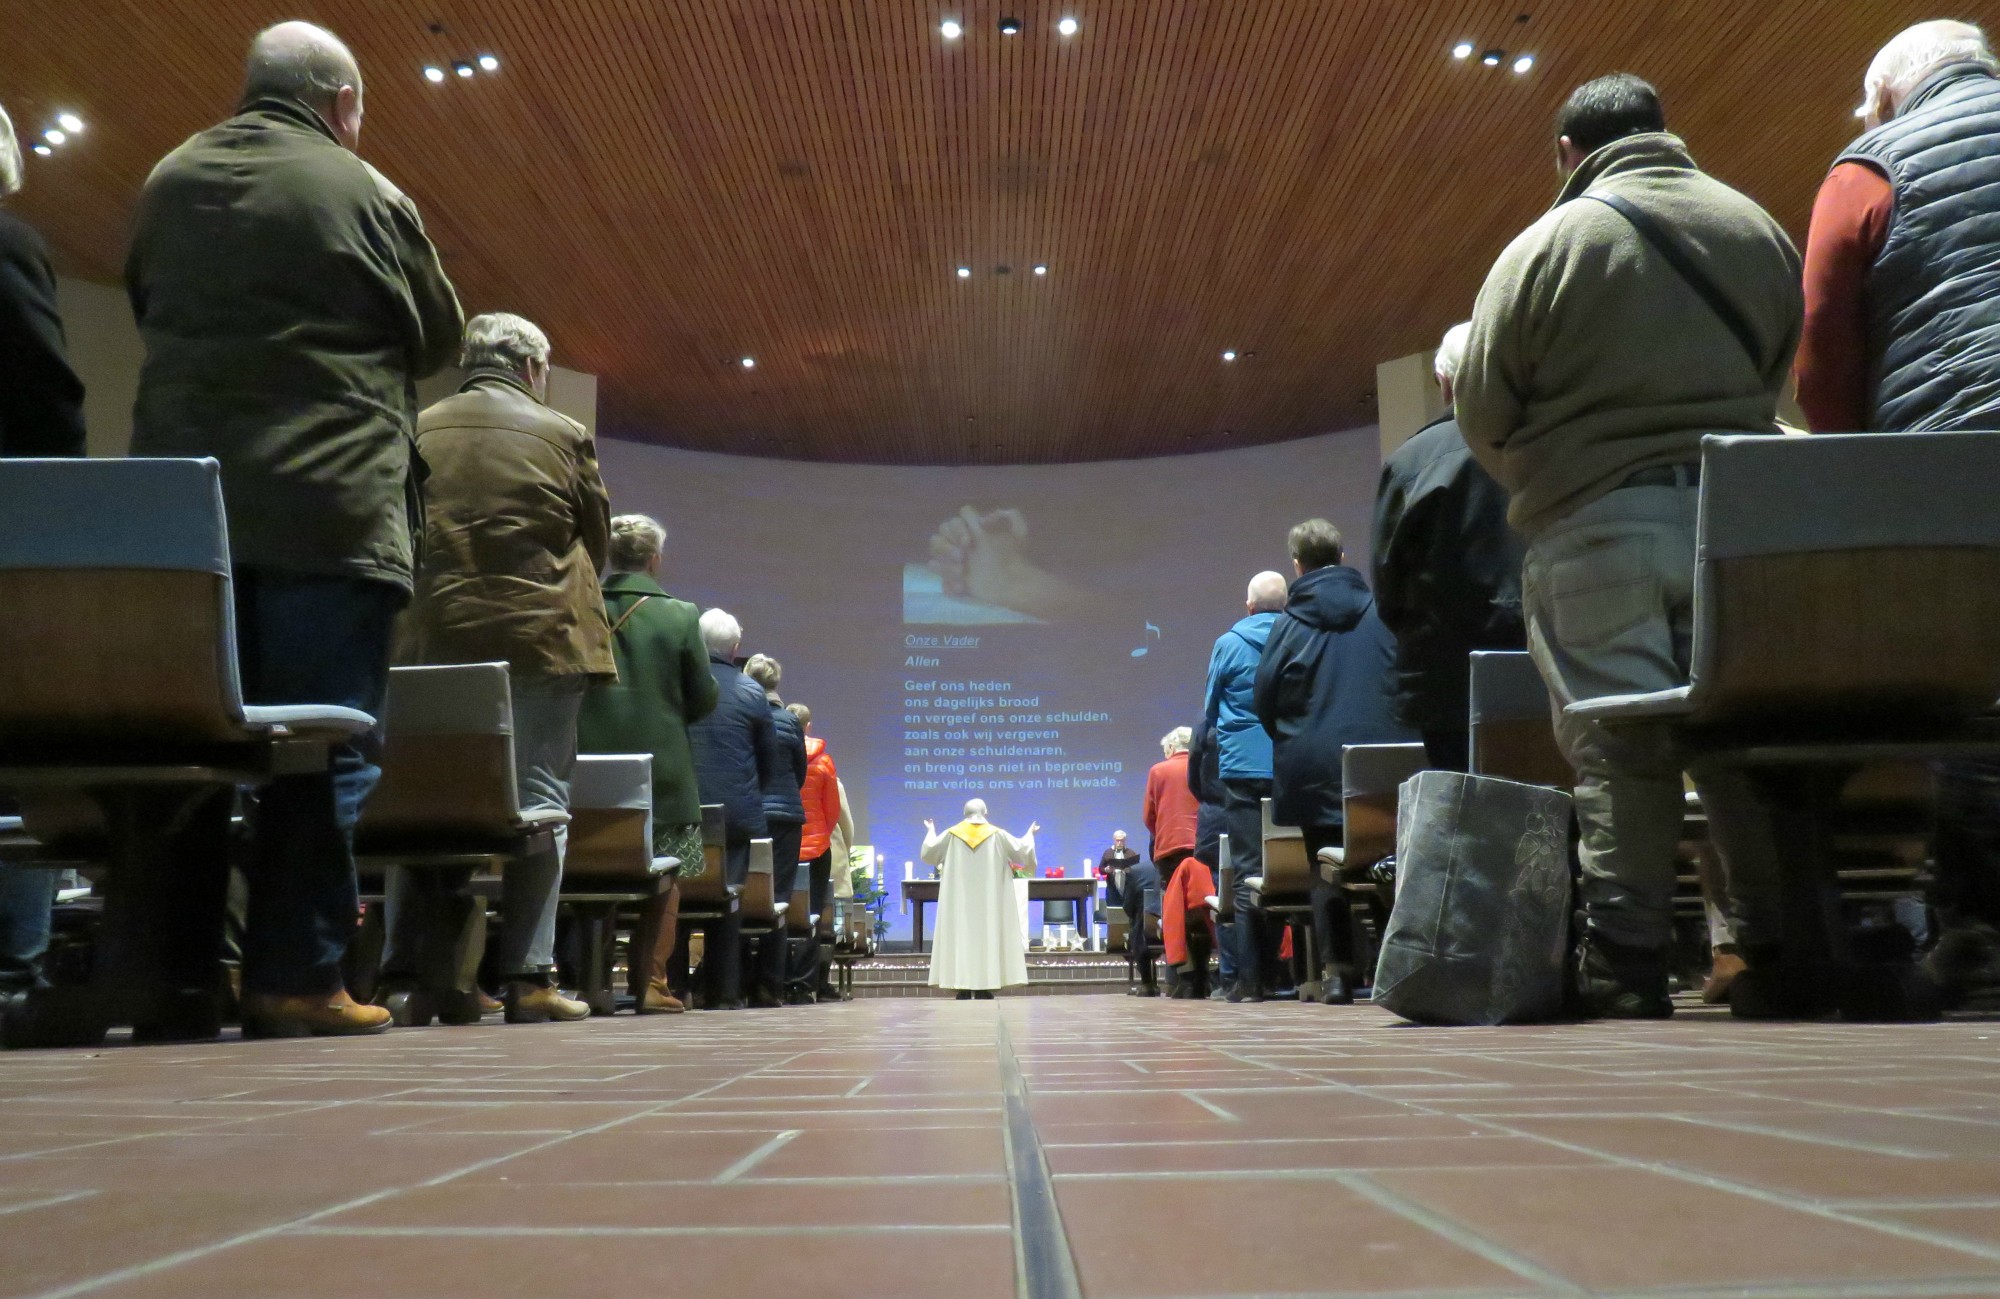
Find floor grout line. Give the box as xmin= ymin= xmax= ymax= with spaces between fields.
xmin=996 ymin=1012 xmax=1083 ymax=1299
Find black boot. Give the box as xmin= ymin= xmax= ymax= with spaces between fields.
xmin=1136 ymin=953 xmax=1160 ymax=997
xmin=1574 ymin=934 xmax=1673 ymax=1020
xmin=1727 ymin=943 xmax=1836 ymax=1021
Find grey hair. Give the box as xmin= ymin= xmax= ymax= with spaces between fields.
xmin=1433 ymin=321 xmax=1472 ymax=387
xmin=0 ymin=103 xmax=20 ymax=200
xmin=462 ymin=312 xmax=551 ymax=374
xmin=1247 ymin=570 xmax=1289 ymax=612
xmin=243 ymin=21 xmax=362 ymax=111
xmin=963 ymin=798 xmax=989 ymax=819
xmin=744 ymin=653 xmax=782 ymax=700
xmin=607 ymin=514 xmax=665 ymax=573
xmin=1160 ymin=725 xmax=1193 ymax=756
xmin=699 ymin=608 xmax=742 ymax=657
xmin=1864 ymin=20 xmax=1996 ymax=113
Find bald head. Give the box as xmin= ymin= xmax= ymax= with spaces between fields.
xmin=1860 ymin=21 xmax=1996 ymax=127
xmin=1246 ymin=571 xmax=1288 ymax=614
xmin=963 ymin=798 xmax=989 ymax=821
xmin=245 ymin=22 xmax=365 ymax=149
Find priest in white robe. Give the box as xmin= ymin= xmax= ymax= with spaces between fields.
xmin=922 ymin=800 xmax=1038 ymax=998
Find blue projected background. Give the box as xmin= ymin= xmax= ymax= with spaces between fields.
xmin=597 ymin=429 xmax=1380 ymax=939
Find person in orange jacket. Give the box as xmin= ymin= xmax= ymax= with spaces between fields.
xmin=788 ymin=703 xmax=844 ymax=1002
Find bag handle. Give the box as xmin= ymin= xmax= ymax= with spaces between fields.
xmin=1586 ymin=192 xmax=1765 ymax=373
xmin=608 ymin=595 xmax=654 ymax=637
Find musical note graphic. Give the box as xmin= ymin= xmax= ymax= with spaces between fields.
xmin=1130 ymin=621 xmax=1163 ymax=657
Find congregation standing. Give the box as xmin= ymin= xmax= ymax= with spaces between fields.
xmin=5 ymin=17 xmax=2000 ymax=1028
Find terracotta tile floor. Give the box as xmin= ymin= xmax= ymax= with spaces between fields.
xmin=4 ymin=999 xmax=2000 ymax=1297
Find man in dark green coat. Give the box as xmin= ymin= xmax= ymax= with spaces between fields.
xmin=123 ymin=22 xmax=462 ymax=1039
xmin=579 ymin=514 xmax=720 ymax=1012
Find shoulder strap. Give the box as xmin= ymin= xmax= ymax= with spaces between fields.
xmin=1586 ymin=192 xmax=1764 ymax=372
xmin=608 ymin=595 xmax=654 ymax=637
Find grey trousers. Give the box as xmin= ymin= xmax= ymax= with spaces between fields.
xmin=1522 ymin=483 xmax=1779 ymax=952
xmin=383 ymin=674 xmax=584 ymax=979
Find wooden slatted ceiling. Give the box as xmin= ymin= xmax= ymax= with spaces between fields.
xmin=0 ymin=0 xmax=1945 ymax=463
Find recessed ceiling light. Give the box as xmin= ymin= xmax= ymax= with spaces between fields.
xmin=1512 ymin=53 xmax=1535 ymax=74
xmin=1221 ymin=350 xmax=1237 ymax=362
xmin=740 ymin=356 xmax=756 ymax=369
xmin=956 ymin=266 xmax=972 ymax=279
xmin=1032 ymin=264 xmax=1048 ymax=275
xmin=423 ymin=65 xmax=446 ymax=83
xmin=31 ymin=144 xmax=51 ymax=157
xmin=1481 ymin=49 xmax=1503 ymax=66
xmin=1451 ymin=41 xmax=1474 ymax=59
xmin=940 ymin=18 xmax=963 ymax=39
xmin=56 ymin=113 xmax=83 ymax=134
xmin=453 ymin=60 xmax=475 ymax=78
xmin=998 ymin=17 xmax=1022 ymax=35
xmin=43 ymin=129 xmax=66 ymax=146
xmin=478 ymin=54 xmax=500 ymax=72
xmin=1058 ymin=16 xmax=1079 ymax=35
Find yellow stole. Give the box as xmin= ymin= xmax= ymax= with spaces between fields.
xmin=946 ymin=820 xmax=997 ymax=850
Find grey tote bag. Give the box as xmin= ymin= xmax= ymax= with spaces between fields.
xmin=1373 ymin=771 xmax=1573 ymax=1025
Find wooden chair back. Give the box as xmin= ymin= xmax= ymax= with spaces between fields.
xmin=1685 ymin=432 xmax=2000 ymax=725
xmin=1469 ymin=651 xmax=1571 ymax=787
xmin=359 ymin=664 xmax=523 ymax=848
xmin=738 ymin=838 xmax=779 ymax=929
xmin=680 ymin=804 xmax=731 ymax=909
xmin=0 ymin=458 xmax=253 ymax=748
xmin=1340 ymin=743 xmax=1427 ymax=877
xmin=565 ymin=754 xmax=656 ymax=881
xmin=1258 ymin=798 xmax=1313 ymax=901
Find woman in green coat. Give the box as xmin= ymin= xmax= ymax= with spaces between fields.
xmin=577 ymin=514 xmax=720 ymax=1013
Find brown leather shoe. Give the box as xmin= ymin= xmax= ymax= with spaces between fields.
xmin=1702 ymin=950 xmax=1748 ymax=1004
xmin=241 ymin=989 xmax=393 ymax=1038
xmin=478 ymin=990 xmax=504 ymax=1017
xmin=637 ymin=980 xmax=686 ymax=1015
xmin=503 ymin=981 xmax=590 ymax=1023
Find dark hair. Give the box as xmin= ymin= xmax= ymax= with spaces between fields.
xmin=1557 ymin=74 xmax=1665 ymax=154
xmin=1287 ymin=518 xmax=1344 ymax=571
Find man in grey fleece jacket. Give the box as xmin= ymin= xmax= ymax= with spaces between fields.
xmin=1457 ymin=74 xmax=1802 ymax=1019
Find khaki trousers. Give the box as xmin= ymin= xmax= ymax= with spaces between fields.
xmin=1522 ymin=483 xmax=1780 ymax=951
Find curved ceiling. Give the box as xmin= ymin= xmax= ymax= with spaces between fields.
xmin=3 ymin=1 xmax=1933 ymax=463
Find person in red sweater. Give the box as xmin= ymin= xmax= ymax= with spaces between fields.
xmin=1142 ymin=727 xmax=1201 ymax=993
xmin=787 ymin=703 xmax=844 ymax=1003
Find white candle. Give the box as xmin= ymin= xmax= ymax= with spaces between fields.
xmin=903 ymin=860 xmax=914 ymax=881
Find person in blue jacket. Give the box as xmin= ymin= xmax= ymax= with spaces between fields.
xmin=1203 ymin=569 xmax=1287 ymax=1000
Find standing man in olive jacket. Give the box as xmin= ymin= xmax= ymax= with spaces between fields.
xmin=125 ymin=22 xmax=463 ymax=1038
xmin=1458 ymin=74 xmax=1800 ymax=1019
xmin=389 ymin=313 xmax=612 ymax=1025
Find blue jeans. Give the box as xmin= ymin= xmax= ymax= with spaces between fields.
xmin=233 ymin=569 xmax=404 ymax=995
xmin=0 ymin=867 xmax=59 ymax=993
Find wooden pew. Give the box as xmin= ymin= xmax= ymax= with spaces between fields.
xmin=1254 ymin=798 xmax=1320 ymax=999
xmin=353 ymin=663 xmax=566 ymax=1026
xmin=561 ymin=754 xmax=673 ymax=1016
xmin=0 ymin=458 xmax=371 ymax=1048
xmin=1568 ymin=431 xmax=2000 ymax=1018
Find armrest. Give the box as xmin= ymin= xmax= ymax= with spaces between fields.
xmin=518 ymin=809 xmax=571 ymax=829
xmin=241 ymin=704 xmax=378 ymax=736
xmin=1564 ymin=686 xmax=1695 ymax=725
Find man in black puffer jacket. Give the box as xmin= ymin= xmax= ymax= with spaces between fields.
xmin=1254 ymin=519 xmax=1415 ymax=1001
xmin=1373 ymin=324 xmax=1526 ymax=770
